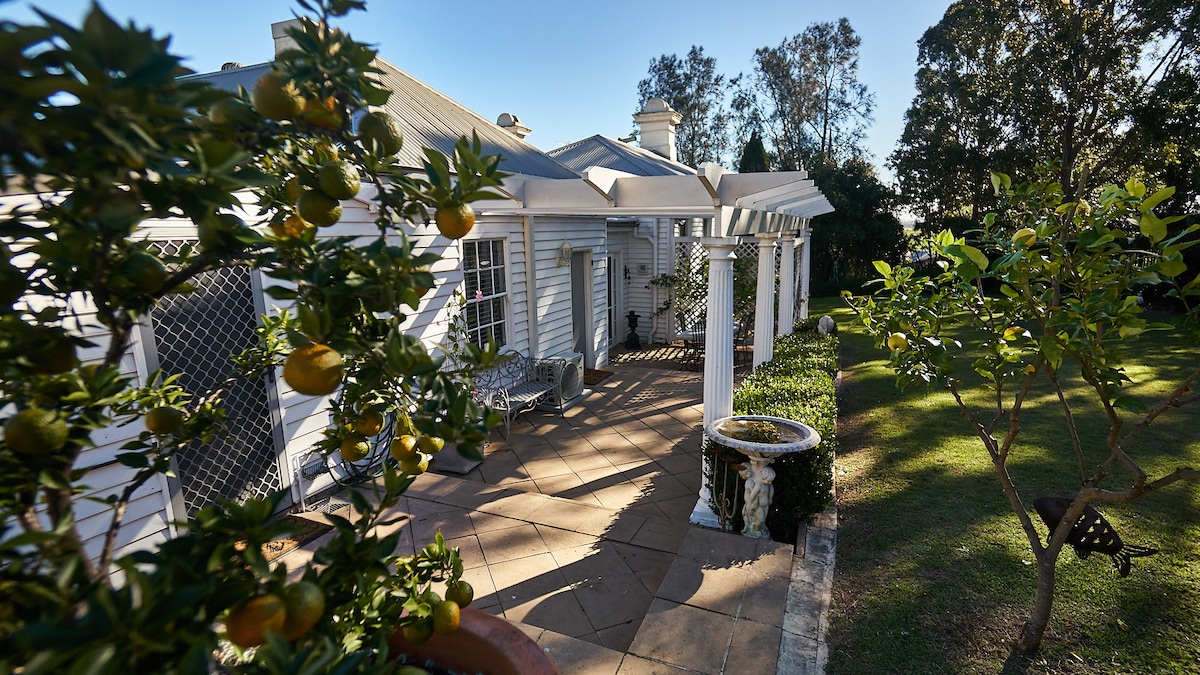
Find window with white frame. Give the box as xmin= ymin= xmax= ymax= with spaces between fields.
xmin=462 ymin=239 xmax=508 ymax=348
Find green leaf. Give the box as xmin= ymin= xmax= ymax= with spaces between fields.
xmin=115 ymin=452 xmax=150 ymax=468
xmin=1140 ymin=212 xmax=1167 ymax=244
xmin=1113 ymin=396 xmax=1146 ymax=414
xmin=1139 ymin=186 xmax=1175 ymax=214
xmin=872 ymin=260 xmax=892 ymax=276
xmin=960 ymin=245 xmax=989 ymax=271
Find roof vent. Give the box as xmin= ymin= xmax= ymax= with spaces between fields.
xmin=496 ymin=112 xmax=532 ymax=140
xmin=221 ymin=62 xmax=245 ymax=70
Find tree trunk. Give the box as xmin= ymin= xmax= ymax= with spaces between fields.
xmin=1018 ymin=555 xmax=1056 ymax=653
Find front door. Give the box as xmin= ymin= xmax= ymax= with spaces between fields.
xmin=570 ymin=249 xmax=594 ymax=367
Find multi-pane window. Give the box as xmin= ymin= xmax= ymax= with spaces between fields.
xmin=462 ymin=239 xmax=507 ymax=348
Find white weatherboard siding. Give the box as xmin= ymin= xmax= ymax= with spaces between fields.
xmin=0 ymin=189 xmax=179 ymax=562
xmin=527 ymin=216 xmax=609 ymax=365
xmin=608 ymin=219 xmax=668 ymax=345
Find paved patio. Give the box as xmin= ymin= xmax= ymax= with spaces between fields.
xmin=280 ymin=361 xmax=835 ymax=674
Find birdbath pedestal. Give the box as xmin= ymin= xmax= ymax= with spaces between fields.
xmin=706 ymin=415 xmax=821 ymax=538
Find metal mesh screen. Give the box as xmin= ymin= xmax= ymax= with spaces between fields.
xmin=149 ymin=242 xmax=282 ymax=516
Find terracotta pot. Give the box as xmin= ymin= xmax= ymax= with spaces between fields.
xmin=387 ymin=607 xmax=559 ymax=675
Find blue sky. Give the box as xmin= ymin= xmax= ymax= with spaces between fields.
xmin=5 ymin=0 xmax=952 ymax=182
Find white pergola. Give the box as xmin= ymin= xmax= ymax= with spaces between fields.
xmin=485 ymin=162 xmax=833 ymax=528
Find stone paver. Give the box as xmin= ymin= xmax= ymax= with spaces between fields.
xmin=276 ymin=363 xmax=835 ymax=675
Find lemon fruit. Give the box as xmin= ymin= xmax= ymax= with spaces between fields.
xmin=283 ymin=344 xmax=344 ymax=396
xmin=339 ymin=434 xmax=371 ymax=462
xmin=434 ymin=203 xmax=475 ymax=240
xmin=432 ymin=600 xmax=460 ymax=635
xmin=399 ymin=453 xmax=429 ymax=475
xmin=416 ymin=435 xmax=444 ymax=455
xmin=283 ymin=176 xmax=303 ymax=203
xmin=445 ymin=580 xmax=474 ymax=608
xmin=358 ymin=111 xmax=402 ymax=156
xmin=224 ymin=593 xmax=287 ymax=649
xmin=280 ymin=581 xmax=325 ymax=640
xmin=1012 ymin=227 xmax=1038 ymax=247
xmin=145 ymin=406 xmax=184 ymax=435
xmin=886 ymin=332 xmax=910 ymax=352
xmin=252 ymin=70 xmax=303 ymax=121
xmin=4 ymin=408 xmax=69 ymax=455
xmin=317 ymin=161 xmax=360 ymax=200
xmin=390 ymin=434 xmax=418 ymax=461
xmin=296 ymin=190 xmax=342 ymax=227
xmin=400 ymin=619 xmax=434 ymax=646
xmin=352 ymin=410 xmax=385 ymax=436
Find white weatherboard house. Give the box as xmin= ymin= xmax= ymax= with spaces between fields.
xmin=3 ymin=20 xmax=830 ymax=560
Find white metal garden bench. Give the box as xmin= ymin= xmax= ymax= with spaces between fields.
xmin=471 ymin=351 xmax=555 ymax=437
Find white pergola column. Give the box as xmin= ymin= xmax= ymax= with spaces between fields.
xmin=778 ymin=232 xmax=796 ymax=335
xmin=798 ymin=229 xmax=812 ymax=320
xmin=691 ymin=238 xmax=737 ymax=529
xmin=752 ymin=233 xmax=777 ymax=368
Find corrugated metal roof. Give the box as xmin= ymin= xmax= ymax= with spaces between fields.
xmin=548 ymin=135 xmax=696 ymax=177
xmin=183 ymin=60 xmax=579 ymax=180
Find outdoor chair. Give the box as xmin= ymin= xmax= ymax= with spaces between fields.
xmin=678 ymin=313 xmax=706 ymax=371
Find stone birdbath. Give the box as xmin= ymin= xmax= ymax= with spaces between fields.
xmin=706 ymin=415 xmax=822 ymax=538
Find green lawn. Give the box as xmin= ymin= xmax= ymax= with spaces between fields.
xmin=812 ymin=297 xmax=1200 ymax=674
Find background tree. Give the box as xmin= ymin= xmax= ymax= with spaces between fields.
xmin=636 ymin=46 xmax=730 ymax=167
xmin=737 ymin=132 xmax=770 ymax=173
xmin=734 ymin=18 xmax=874 ymax=170
xmin=891 ymin=0 xmax=1200 ymax=235
xmin=807 ymin=156 xmax=905 ymax=296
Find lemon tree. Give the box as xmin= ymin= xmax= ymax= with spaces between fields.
xmin=0 ymin=2 xmax=504 ymax=672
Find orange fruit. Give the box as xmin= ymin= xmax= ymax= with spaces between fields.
xmin=318 ymin=160 xmax=360 ymax=200
xmin=432 ymin=600 xmax=460 ymax=635
xmin=209 ymin=97 xmax=253 ymax=126
xmin=416 ymin=435 xmax=444 ymax=455
xmin=283 ymin=344 xmax=344 ymax=396
xmin=396 ymin=666 xmax=431 ymax=675
xmin=0 ymin=259 xmax=26 ymax=307
xmin=445 ymin=580 xmax=474 ymax=608
xmin=303 ymin=96 xmax=342 ymax=130
xmin=352 ymin=410 xmax=385 ymax=436
xmin=399 ymin=453 xmax=429 ymax=475
xmin=111 ymin=252 xmax=168 ymax=295
xmin=224 ymin=593 xmax=287 ymax=648
xmin=358 ymin=111 xmax=402 ymax=156
xmin=279 ymin=581 xmax=325 ymax=640
xmin=144 ymin=406 xmax=184 ymax=435
xmin=269 ymin=215 xmax=311 ymax=239
xmin=26 ymin=337 xmax=78 ymax=375
xmin=339 ymin=434 xmax=371 ymax=462
xmin=401 ymin=619 xmax=433 ymax=645
xmin=283 ymin=176 xmax=303 ymax=203
xmin=4 ymin=408 xmax=69 ymax=455
xmin=434 ymin=203 xmax=474 ymax=239
xmin=296 ymin=189 xmax=342 ymax=228
xmin=389 ymin=434 xmax=418 ymax=461
xmin=251 ymin=70 xmax=303 ymax=121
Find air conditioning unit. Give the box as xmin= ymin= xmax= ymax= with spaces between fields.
xmin=536 ymin=352 xmax=585 ymax=410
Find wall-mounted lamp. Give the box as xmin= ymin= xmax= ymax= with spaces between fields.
xmin=555 ymin=241 xmax=572 ymax=267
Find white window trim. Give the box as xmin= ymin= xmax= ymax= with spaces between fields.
xmin=461 ymin=237 xmax=511 ymax=350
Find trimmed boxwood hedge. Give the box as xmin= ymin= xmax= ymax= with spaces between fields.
xmin=705 ymin=321 xmax=839 ymax=543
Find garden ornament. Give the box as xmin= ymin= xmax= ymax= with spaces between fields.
xmin=1033 ymin=497 xmax=1158 ymax=577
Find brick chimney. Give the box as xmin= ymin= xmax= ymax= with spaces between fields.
xmin=633 ymin=97 xmax=683 ymax=161
xmin=496 ymin=112 xmax=532 ymax=140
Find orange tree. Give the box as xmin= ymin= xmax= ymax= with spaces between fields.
xmin=848 ymin=162 xmax=1199 ymax=654
xmin=0 ymin=1 xmax=506 ymax=671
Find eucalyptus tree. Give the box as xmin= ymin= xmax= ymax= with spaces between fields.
xmin=636 ymin=46 xmax=731 ymax=167
xmin=734 ymin=18 xmax=874 ymax=170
